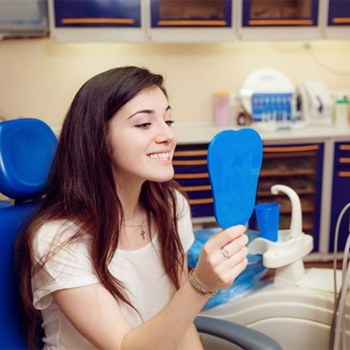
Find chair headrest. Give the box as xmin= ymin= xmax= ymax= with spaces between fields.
xmin=0 ymin=118 xmax=57 ymax=200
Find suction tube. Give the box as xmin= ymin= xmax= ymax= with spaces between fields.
xmin=271 ymin=184 xmax=302 ymax=238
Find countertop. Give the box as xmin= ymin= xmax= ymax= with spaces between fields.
xmin=174 ymin=122 xmax=350 ymax=144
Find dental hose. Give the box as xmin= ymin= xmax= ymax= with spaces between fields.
xmin=329 ymin=202 xmax=350 ymax=350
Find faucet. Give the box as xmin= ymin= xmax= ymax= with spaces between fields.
xmin=271 ymin=184 xmax=302 ymax=238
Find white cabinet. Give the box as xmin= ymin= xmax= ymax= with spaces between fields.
xmin=47 ymin=0 xmax=349 ymax=43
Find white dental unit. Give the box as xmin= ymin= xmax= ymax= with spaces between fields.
xmin=192 ymin=128 xmax=350 ymax=350
xmin=200 ymin=184 xmax=350 ymax=350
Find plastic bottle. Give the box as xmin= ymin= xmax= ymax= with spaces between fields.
xmin=213 ymin=91 xmax=230 ymax=127
xmin=334 ymin=97 xmax=349 ymax=126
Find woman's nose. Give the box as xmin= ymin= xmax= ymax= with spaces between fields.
xmin=154 ymin=122 xmax=176 ymax=144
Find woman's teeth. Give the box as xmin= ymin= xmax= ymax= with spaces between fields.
xmin=148 ymin=152 xmax=170 ymax=160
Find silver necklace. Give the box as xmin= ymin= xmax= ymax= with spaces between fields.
xmin=124 ymin=223 xmax=146 ymax=240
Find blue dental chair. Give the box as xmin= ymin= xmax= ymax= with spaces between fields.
xmin=0 ymin=118 xmax=57 ymax=349
xmin=0 ymin=118 xmax=281 ymax=349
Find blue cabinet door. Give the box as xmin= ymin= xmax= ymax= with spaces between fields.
xmin=150 ymin=0 xmax=232 ymax=28
xmin=329 ymin=142 xmax=350 ymax=252
xmin=328 ymin=0 xmax=350 ymax=26
xmin=242 ymin=0 xmax=319 ymax=27
xmin=54 ymin=0 xmax=141 ymax=28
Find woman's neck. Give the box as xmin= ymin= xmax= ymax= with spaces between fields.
xmin=117 ymin=182 xmax=153 ymax=249
xmin=116 ymin=181 xmax=144 ymax=223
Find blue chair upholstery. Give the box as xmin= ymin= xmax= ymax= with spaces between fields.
xmin=0 ymin=118 xmax=281 ymax=350
xmin=0 ymin=118 xmax=57 ymax=349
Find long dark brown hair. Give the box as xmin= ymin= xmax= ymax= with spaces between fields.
xmin=16 ymin=66 xmax=185 ymax=349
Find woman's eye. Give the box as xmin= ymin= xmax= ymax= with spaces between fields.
xmin=135 ymin=123 xmax=151 ymax=129
xmin=165 ymin=120 xmax=174 ymax=126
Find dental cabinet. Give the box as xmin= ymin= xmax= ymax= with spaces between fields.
xmin=325 ymin=0 xmax=350 ymax=39
xmin=148 ymin=0 xmax=236 ymax=42
xmin=329 ymin=141 xmax=350 ymax=253
xmin=3 ymin=0 xmax=348 ymax=41
xmin=238 ymin=0 xmax=322 ymax=41
xmin=48 ymin=0 xmax=146 ymax=42
xmin=173 ymin=124 xmax=350 ymax=261
xmin=47 ymin=0 xmax=349 ymax=43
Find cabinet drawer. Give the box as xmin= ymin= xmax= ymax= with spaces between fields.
xmin=151 ymin=0 xmax=232 ymax=28
xmin=173 ymin=146 xmax=214 ymax=218
xmin=334 ymin=142 xmax=350 ymax=169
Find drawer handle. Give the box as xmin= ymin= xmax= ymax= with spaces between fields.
xmin=173 ymin=160 xmax=207 ymax=166
xmin=249 ymin=19 xmax=313 ymax=26
xmin=332 ymin=17 xmax=350 ymax=24
xmin=189 ymin=198 xmax=213 ymax=205
xmin=339 ymin=171 xmax=350 ymax=177
xmin=264 ymin=145 xmax=319 ymax=153
xmin=339 ymin=145 xmax=350 ymax=151
xmin=174 ymin=173 xmax=208 ymax=179
xmin=62 ymin=18 xmax=135 ymax=25
xmin=174 ymin=150 xmax=207 ymax=157
xmin=179 ymin=185 xmax=212 ymax=192
xmin=158 ymin=20 xmax=227 ymax=26
xmin=339 ymin=158 xmax=350 ymax=164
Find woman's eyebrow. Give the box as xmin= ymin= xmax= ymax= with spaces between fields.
xmin=128 ymin=109 xmax=152 ymax=119
xmin=128 ymin=105 xmax=172 ymax=119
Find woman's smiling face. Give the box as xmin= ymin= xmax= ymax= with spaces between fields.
xmin=108 ymin=86 xmax=177 ymax=187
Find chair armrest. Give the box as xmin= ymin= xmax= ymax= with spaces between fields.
xmin=194 ymin=316 xmax=282 ymax=350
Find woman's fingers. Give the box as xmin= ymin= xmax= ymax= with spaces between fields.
xmin=219 ymin=233 xmax=249 ymax=261
xmin=195 ymin=225 xmax=250 ymax=291
xmin=207 ymin=225 xmax=246 ymax=250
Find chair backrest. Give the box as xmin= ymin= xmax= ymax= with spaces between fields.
xmin=0 ymin=118 xmax=57 ymax=349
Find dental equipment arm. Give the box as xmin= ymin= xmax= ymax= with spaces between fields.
xmin=270 ymin=184 xmax=302 ymax=238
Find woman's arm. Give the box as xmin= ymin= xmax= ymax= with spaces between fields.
xmin=172 ymin=255 xmax=205 ymax=350
xmin=52 ymin=225 xmax=248 ymax=350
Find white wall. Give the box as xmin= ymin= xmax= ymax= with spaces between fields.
xmin=0 ymin=38 xmax=349 ymax=128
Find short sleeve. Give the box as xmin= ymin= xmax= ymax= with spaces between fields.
xmin=175 ymin=191 xmax=195 ymax=253
xmin=32 ymin=220 xmax=99 ymax=310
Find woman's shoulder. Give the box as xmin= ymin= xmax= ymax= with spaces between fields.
xmin=173 ymin=189 xmax=191 ymax=218
xmin=33 ymin=219 xmax=81 ymax=257
xmin=36 ymin=219 xmax=79 ymax=239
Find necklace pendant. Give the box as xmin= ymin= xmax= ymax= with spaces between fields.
xmin=140 ymin=225 xmax=146 ymax=240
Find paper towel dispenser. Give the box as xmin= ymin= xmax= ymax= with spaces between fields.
xmin=298 ymin=80 xmax=333 ymax=126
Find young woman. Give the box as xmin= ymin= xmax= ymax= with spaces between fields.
xmin=17 ymin=66 xmax=248 ymax=349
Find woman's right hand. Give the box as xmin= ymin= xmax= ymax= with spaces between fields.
xmin=193 ymin=225 xmax=249 ymax=293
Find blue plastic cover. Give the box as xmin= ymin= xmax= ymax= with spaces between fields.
xmin=0 ymin=118 xmax=57 ymax=200
xmin=188 ymin=228 xmax=267 ymax=310
xmin=207 ymin=129 xmax=263 ymax=229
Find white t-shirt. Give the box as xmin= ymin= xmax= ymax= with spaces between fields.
xmin=32 ymin=191 xmax=194 ymax=349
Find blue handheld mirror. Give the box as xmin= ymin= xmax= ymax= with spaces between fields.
xmin=207 ymin=129 xmax=263 ymax=229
